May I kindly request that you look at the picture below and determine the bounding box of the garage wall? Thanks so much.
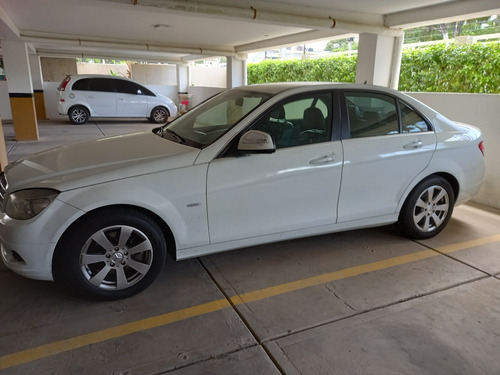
[409,92,500,210]
[77,62,129,77]
[41,57,77,82]
[131,64,177,86]
[0,81,11,119]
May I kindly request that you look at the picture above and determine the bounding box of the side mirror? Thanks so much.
[238,130,276,153]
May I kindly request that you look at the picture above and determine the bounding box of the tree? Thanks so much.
[325,37,358,52]
[403,15,499,44]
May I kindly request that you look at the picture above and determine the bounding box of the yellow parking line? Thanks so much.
[0,299,231,370]
[2,234,500,370]
[230,234,500,305]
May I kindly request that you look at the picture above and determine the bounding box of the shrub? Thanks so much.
[399,43,500,93]
[247,55,357,84]
[247,42,500,93]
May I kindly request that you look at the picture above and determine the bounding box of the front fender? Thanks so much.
[58,164,210,250]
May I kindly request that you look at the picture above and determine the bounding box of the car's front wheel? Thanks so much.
[53,208,167,300]
[398,176,455,239]
[149,106,170,123]
[68,105,90,124]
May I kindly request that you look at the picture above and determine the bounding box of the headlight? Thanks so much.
[4,189,59,220]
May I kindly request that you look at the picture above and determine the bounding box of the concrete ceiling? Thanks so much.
[0,0,499,63]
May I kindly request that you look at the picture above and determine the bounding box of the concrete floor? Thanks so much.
[1,120,500,374]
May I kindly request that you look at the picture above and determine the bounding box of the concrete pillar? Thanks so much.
[176,63,190,93]
[355,33,404,89]
[176,63,192,114]
[0,117,8,170]
[1,40,39,140]
[227,54,247,88]
[29,54,47,120]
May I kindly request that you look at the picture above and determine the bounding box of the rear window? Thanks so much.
[72,78,116,92]
[89,78,116,93]
[72,78,91,91]
[115,79,154,96]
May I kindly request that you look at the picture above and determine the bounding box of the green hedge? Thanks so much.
[247,42,500,94]
[399,43,500,93]
[247,55,357,84]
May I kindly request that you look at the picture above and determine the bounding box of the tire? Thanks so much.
[398,176,455,239]
[68,105,90,125]
[53,208,167,300]
[149,106,169,124]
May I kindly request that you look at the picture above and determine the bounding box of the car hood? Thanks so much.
[5,131,200,192]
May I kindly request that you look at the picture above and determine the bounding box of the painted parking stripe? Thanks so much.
[231,234,500,304]
[1,234,500,370]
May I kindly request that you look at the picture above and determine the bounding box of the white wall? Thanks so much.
[0,81,12,119]
[190,66,226,88]
[43,82,66,120]
[409,92,500,210]
[188,86,225,107]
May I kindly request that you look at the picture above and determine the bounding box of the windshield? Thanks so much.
[159,89,272,148]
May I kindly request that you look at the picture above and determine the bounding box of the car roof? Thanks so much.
[69,74,133,81]
[237,82,403,96]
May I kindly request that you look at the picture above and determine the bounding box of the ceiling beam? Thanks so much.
[35,48,185,63]
[0,4,20,40]
[236,30,357,53]
[21,32,235,60]
[386,0,500,28]
[103,0,401,35]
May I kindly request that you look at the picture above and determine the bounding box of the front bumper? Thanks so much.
[0,199,84,281]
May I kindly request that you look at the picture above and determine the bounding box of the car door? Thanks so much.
[85,78,117,116]
[206,92,343,244]
[337,91,436,223]
[115,79,150,116]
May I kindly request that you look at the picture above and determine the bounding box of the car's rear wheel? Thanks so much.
[398,176,455,239]
[149,106,169,123]
[53,208,167,300]
[68,105,90,125]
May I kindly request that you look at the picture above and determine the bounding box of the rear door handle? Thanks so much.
[403,139,423,150]
[310,153,336,165]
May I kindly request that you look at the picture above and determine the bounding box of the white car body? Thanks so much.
[57,74,178,124]
[0,83,485,299]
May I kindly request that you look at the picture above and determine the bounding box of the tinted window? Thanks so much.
[115,80,155,96]
[346,93,398,138]
[400,101,431,133]
[251,93,332,148]
[72,78,91,91]
[346,92,432,138]
[89,78,116,93]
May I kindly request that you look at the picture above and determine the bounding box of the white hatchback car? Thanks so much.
[57,74,178,124]
[1,83,485,300]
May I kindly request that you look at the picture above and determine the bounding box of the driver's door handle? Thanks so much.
[310,153,336,165]
[403,139,423,150]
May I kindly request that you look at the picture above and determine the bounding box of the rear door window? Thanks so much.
[345,92,431,138]
[400,101,431,133]
[89,78,116,93]
[115,80,155,96]
[346,92,398,138]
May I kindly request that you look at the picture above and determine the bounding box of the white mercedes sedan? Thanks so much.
[0,83,485,300]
